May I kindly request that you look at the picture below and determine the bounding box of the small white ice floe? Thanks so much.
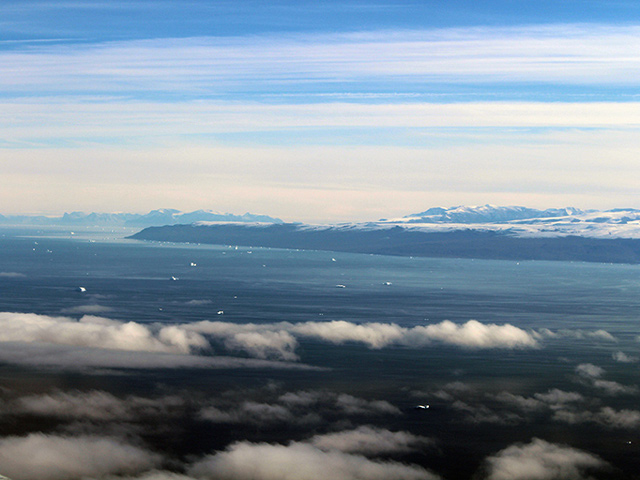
[170,276,179,281]
[217,310,224,315]
[76,286,87,293]
[414,404,430,410]
[335,284,346,288]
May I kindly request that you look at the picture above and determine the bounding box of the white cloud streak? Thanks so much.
[2,25,640,96]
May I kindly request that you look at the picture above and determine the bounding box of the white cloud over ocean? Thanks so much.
[0,311,620,369]
[0,312,318,370]
[188,440,440,480]
[482,438,609,480]
[185,318,539,359]
[0,433,161,480]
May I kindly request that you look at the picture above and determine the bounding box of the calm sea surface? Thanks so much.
[0,227,639,479]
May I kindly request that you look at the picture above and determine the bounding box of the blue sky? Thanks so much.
[2,1,640,222]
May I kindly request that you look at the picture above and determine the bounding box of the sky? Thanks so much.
[2,0,640,222]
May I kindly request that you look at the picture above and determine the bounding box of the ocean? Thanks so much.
[0,227,638,480]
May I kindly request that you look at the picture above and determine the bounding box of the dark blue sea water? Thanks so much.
[0,227,639,479]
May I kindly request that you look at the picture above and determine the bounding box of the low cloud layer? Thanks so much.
[309,426,434,455]
[575,363,638,396]
[482,438,609,480]
[199,390,400,428]
[0,341,316,371]
[0,433,161,480]
[10,390,187,422]
[188,440,440,480]
[185,318,539,361]
[0,312,208,355]
[0,312,319,370]
[0,311,616,371]
[432,380,640,431]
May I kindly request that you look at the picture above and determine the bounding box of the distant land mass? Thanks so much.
[0,209,283,227]
[129,205,640,264]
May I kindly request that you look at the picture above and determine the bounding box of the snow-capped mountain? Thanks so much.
[380,205,640,238]
[399,205,585,224]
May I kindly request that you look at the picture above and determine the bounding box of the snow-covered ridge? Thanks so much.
[378,205,640,239]
[399,205,587,224]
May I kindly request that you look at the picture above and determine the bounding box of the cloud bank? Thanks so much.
[0,312,318,370]
[0,312,208,354]
[0,312,617,371]
[185,319,539,360]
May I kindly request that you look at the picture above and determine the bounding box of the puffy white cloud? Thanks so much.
[309,426,434,455]
[188,440,440,480]
[532,389,584,406]
[408,320,537,349]
[612,351,638,363]
[554,407,640,429]
[537,329,617,342]
[186,319,538,359]
[575,363,637,395]
[0,312,322,370]
[0,312,208,354]
[182,321,300,360]
[575,363,605,378]
[482,438,609,480]
[0,433,161,480]
[290,321,406,349]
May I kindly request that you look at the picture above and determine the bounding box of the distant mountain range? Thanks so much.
[380,204,640,238]
[128,205,640,264]
[394,205,587,224]
[0,209,283,227]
